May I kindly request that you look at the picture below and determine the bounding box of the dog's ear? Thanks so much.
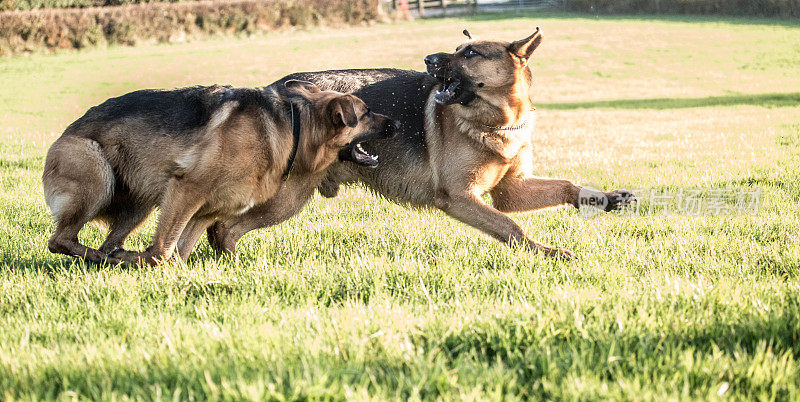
[508,27,542,65]
[284,79,321,94]
[329,95,358,128]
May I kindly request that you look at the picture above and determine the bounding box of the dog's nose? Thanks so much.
[424,54,440,66]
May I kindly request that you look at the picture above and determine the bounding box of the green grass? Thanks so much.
[1,12,800,400]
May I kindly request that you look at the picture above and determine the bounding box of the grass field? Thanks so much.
[1,12,799,400]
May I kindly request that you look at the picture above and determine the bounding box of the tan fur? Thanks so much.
[209,30,634,259]
[42,84,391,265]
[207,31,578,258]
[419,30,577,257]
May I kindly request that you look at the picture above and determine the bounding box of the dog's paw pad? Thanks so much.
[107,248,140,260]
[604,189,637,212]
[538,246,575,260]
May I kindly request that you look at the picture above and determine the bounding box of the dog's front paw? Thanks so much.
[527,240,575,260]
[604,189,637,212]
[108,248,137,260]
[107,248,159,266]
[101,248,132,266]
[541,246,574,260]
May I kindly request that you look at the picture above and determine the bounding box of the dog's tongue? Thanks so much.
[354,151,375,164]
[353,143,379,167]
[434,81,460,104]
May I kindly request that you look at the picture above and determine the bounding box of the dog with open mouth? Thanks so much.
[209,28,635,258]
[43,80,397,265]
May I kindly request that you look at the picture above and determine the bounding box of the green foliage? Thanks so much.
[1,0,182,12]
[0,0,383,56]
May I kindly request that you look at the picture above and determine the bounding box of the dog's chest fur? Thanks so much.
[431,105,532,193]
[456,117,532,161]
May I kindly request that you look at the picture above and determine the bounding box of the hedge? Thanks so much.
[0,0,385,55]
[1,0,189,12]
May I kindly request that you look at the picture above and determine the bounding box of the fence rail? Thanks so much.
[390,0,557,17]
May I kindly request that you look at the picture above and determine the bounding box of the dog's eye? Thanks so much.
[464,49,479,58]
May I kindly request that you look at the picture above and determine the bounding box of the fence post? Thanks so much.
[441,0,447,16]
[418,0,425,17]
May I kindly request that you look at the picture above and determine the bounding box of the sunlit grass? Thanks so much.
[0,12,799,400]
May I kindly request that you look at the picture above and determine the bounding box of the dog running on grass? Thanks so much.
[207,28,635,259]
[43,80,397,265]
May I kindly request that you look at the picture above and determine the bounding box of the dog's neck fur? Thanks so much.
[482,76,532,126]
[289,105,340,178]
[260,94,332,184]
[448,81,534,160]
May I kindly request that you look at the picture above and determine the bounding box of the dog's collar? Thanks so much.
[282,102,301,182]
[481,107,535,132]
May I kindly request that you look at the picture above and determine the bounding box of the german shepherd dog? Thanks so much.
[206,28,634,258]
[43,80,396,265]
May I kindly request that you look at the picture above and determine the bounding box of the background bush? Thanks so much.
[3,0,187,12]
[0,0,384,55]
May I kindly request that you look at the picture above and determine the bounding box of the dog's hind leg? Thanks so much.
[98,201,154,254]
[48,220,107,263]
[43,136,115,264]
[113,181,206,265]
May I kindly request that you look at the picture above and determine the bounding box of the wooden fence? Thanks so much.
[390,0,555,17]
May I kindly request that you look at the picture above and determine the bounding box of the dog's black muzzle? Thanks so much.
[424,52,452,80]
[338,114,399,168]
[424,52,473,105]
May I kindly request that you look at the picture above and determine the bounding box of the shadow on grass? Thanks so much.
[539,92,800,110]
[4,305,798,399]
[0,253,95,276]
[429,308,800,399]
[0,243,223,274]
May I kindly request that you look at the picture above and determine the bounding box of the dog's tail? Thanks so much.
[43,135,115,225]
